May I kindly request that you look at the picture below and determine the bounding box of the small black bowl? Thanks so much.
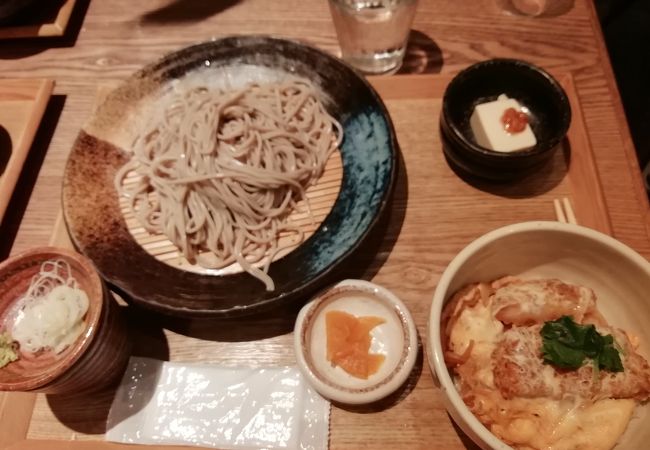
[440,59,571,181]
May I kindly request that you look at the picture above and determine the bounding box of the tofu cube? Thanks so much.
[469,95,537,152]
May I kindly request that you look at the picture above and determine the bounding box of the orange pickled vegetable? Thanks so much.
[325,310,386,379]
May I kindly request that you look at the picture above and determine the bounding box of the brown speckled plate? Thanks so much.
[62,36,397,318]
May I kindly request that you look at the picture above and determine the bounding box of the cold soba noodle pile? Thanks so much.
[115,79,343,290]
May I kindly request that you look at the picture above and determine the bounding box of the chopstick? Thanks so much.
[553,197,577,225]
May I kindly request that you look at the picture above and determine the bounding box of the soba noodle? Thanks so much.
[114,79,343,291]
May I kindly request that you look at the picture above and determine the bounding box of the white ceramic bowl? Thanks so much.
[427,221,650,450]
[294,279,418,404]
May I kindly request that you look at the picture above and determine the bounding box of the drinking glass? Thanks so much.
[328,0,418,75]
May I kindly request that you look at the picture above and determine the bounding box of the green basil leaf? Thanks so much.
[599,345,624,372]
[582,326,603,358]
[542,339,586,369]
[540,316,624,373]
[541,316,576,343]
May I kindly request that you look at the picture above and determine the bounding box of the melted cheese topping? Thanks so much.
[450,302,502,387]
[446,280,639,450]
[493,397,634,450]
[450,302,503,360]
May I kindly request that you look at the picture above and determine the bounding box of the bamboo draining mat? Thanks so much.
[0,79,54,223]
[0,0,77,39]
[0,73,609,450]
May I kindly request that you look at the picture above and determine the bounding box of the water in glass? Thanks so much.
[329,0,418,75]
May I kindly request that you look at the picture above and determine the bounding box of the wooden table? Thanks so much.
[1,0,649,449]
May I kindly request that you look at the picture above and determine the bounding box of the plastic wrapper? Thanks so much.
[106,357,330,450]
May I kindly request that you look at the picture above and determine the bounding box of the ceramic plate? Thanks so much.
[62,36,397,318]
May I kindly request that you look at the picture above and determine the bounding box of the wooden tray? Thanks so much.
[0,0,76,39]
[0,73,610,450]
[0,78,54,223]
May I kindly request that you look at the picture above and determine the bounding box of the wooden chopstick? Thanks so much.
[553,197,577,225]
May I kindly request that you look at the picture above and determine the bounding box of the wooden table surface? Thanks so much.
[1,0,649,449]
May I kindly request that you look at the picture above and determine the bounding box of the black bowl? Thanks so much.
[440,59,571,181]
[0,0,38,23]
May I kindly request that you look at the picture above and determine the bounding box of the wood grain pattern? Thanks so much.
[561,74,611,235]
[1,0,647,261]
[0,74,609,450]
[0,79,54,222]
[0,0,649,448]
[0,391,35,450]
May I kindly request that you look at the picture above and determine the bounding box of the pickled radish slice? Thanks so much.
[325,310,386,379]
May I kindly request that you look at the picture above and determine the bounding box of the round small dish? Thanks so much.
[294,279,417,404]
[440,58,571,181]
